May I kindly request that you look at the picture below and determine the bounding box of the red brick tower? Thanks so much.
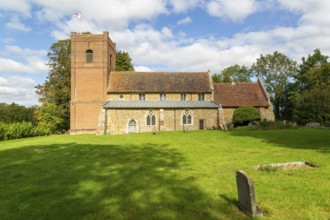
[70,32,116,134]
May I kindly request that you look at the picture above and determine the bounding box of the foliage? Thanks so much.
[250,120,297,130]
[212,74,222,83]
[251,51,298,119]
[232,106,261,126]
[0,129,329,219]
[294,88,330,125]
[303,63,330,90]
[116,50,135,71]
[297,49,329,90]
[35,103,64,134]
[0,103,37,124]
[36,39,71,133]
[0,122,49,141]
[212,64,251,83]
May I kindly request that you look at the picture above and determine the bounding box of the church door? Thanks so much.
[128,120,137,133]
[199,119,204,130]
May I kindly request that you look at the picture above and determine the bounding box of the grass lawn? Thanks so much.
[0,128,329,220]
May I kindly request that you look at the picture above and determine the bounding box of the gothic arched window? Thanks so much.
[146,110,156,126]
[182,110,192,125]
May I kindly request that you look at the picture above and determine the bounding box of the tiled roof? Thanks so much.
[103,100,220,109]
[108,71,212,93]
[213,82,269,107]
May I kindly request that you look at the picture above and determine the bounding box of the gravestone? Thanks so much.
[236,170,263,217]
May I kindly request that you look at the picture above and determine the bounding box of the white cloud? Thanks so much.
[0,46,48,74]
[5,16,31,32]
[177,16,192,25]
[134,66,153,72]
[169,0,201,12]
[0,0,31,16]
[206,0,257,21]
[0,76,39,106]
[33,0,168,30]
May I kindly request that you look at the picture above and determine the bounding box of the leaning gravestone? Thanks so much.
[236,171,263,217]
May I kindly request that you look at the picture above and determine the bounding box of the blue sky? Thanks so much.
[0,0,330,106]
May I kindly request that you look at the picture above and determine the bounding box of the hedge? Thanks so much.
[0,122,50,141]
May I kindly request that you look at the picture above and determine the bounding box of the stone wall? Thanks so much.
[259,106,275,121]
[105,108,218,134]
[222,107,275,124]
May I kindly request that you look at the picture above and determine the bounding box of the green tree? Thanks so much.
[297,49,328,90]
[0,103,37,124]
[36,39,71,132]
[303,63,330,90]
[212,74,222,83]
[222,64,251,82]
[232,106,261,126]
[212,65,251,83]
[251,51,298,119]
[116,50,134,71]
[294,88,330,125]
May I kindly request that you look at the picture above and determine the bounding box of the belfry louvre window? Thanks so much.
[146,110,156,126]
[86,49,93,63]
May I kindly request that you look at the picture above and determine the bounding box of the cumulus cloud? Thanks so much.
[0,76,39,106]
[206,0,258,21]
[0,45,48,74]
[0,0,31,17]
[169,0,201,12]
[177,16,192,25]
[5,16,31,32]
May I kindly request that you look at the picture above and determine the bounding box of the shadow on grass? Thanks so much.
[229,128,330,154]
[0,141,241,219]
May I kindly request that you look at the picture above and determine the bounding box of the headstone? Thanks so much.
[306,122,321,128]
[236,170,263,217]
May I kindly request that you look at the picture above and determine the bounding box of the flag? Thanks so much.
[74,12,81,19]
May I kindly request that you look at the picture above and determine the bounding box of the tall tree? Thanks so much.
[251,51,298,119]
[212,64,251,83]
[297,49,328,90]
[0,103,37,124]
[222,64,251,82]
[36,39,71,132]
[116,50,135,71]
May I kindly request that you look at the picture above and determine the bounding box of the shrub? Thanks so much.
[232,106,261,126]
[0,122,50,141]
[294,88,330,125]
[250,120,297,130]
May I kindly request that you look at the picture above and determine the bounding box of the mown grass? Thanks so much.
[0,128,329,219]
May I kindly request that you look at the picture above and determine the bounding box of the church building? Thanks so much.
[70,32,274,135]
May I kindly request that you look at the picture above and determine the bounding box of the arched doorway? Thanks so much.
[128,120,137,133]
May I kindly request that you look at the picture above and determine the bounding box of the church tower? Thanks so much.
[70,32,116,134]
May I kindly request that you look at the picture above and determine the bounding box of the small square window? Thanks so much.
[160,93,166,101]
[198,93,205,101]
[180,93,186,101]
[139,93,145,101]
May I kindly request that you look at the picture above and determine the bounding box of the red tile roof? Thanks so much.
[108,71,212,93]
[213,82,269,107]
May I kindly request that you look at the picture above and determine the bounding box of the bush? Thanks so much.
[0,122,50,141]
[232,106,261,126]
[250,120,297,130]
[294,88,330,125]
